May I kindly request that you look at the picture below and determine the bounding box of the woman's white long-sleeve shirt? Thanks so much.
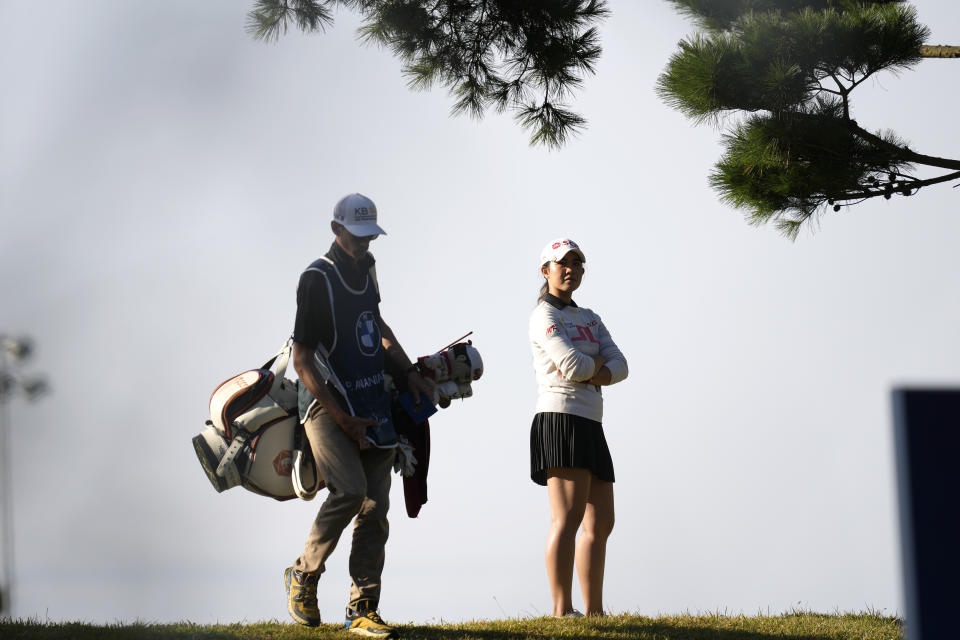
[529,295,628,422]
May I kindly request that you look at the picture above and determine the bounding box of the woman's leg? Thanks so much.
[545,467,592,616]
[576,478,614,616]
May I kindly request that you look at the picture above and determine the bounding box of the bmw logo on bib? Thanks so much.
[355,311,381,356]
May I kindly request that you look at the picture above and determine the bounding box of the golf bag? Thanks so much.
[192,341,322,501]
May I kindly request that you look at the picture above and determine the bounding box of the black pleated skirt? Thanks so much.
[529,412,615,486]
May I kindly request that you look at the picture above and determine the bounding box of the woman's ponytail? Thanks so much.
[537,263,549,303]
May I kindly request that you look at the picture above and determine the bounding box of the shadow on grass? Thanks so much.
[395,616,843,640]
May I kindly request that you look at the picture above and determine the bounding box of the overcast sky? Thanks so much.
[2,0,959,626]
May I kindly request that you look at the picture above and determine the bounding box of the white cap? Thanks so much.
[539,238,586,267]
[333,193,387,237]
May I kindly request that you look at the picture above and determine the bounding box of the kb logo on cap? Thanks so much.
[354,206,376,221]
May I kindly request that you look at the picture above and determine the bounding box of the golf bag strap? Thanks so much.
[292,423,319,500]
[261,339,293,397]
[215,432,248,488]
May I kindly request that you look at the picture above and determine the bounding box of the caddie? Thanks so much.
[286,192,433,638]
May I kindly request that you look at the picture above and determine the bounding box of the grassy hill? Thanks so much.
[0,612,903,639]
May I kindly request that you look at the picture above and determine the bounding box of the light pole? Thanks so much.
[0,336,48,620]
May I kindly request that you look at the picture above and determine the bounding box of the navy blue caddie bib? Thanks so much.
[298,257,393,435]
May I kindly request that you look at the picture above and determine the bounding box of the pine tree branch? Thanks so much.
[833,170,960,203]
[826,71,850,119]
[662,1,957,237]
[783,111,960,173]
[815,84,843,97]
[920,45,960,58]
[845,120,960,171]
[247,0,609,148]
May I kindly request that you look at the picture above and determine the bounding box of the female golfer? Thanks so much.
[529,238,628,618]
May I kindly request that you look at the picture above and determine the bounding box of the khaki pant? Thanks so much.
[293,404,394,608]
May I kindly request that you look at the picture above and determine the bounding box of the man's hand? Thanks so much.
[336,414,379,449]
[407,370,436,406]
[380,318,437,405]
[294,341,378,449]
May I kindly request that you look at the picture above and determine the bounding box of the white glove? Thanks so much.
[393,435,418,477]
